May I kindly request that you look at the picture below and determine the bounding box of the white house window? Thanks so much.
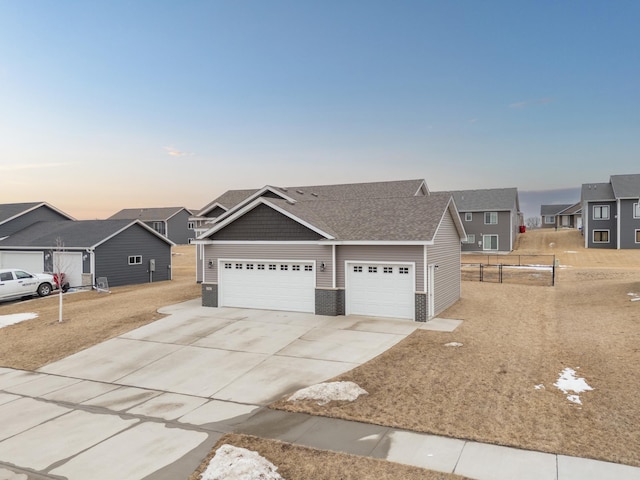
[304,265,313,271]
[246,264,254,270]
[280,265,288,271]
[483,234,499,250]
[257,264,265,270]
[634,203,640,219]
[235,263,243,269]
[224,263,232,269]
[368,266,377,273]
[399,267,409,274]
[128,255,142,265]
[484,212,498,224]
[269,264,276,270]
[383,267,393,274]
[593,205,609,220]
[635,230,640,243]
[353,266,363,272]
[544,216,555,224]
[188,222,195,229]
[463,234,475,244]
[593,230,609,243]
[465,212,472,221]
[152,221,165,235]
[292,265,301,271]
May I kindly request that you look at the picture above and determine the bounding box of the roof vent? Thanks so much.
[279,187,288,192]
[311,192,318,197]
[296,189,304,195]
[286,199,296,205]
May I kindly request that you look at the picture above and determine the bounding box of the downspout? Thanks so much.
[617,199,621,249]
[332,244,336,289]
[423,245,428,293]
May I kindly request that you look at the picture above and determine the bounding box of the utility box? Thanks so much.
[149,259,155,272]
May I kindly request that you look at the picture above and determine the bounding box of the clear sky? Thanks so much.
[1,1,638,219]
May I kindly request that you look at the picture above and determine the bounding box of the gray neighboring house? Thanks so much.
[0,202,75,271]
[540,203,582,229]
[582,174,640,249]
[0,220,174,287]
[108,207,194,244]
[439,188,522,252]
[195,179,466,322]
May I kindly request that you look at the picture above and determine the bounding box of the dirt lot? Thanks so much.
[273,229,640,467]
[0,245,200,370]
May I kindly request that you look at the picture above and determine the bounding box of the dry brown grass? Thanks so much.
[273,230,640,467]
[0,245,200,370]
[188,434,471,480]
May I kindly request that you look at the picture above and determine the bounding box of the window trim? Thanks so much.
[635,229,640,244]
[592,229,610,243]
[634,203,640,219]
[544,215,555,224]
[482,234,499,251]
[593,205,610,220]
[463,233,476,244]
[128,255,142,265]
[464,212,472,222]
[484,212,498,225]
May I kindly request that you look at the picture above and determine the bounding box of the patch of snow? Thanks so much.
[288,381,368,406]
[626,293,636,296]
[0,312,38,329]
[200,444,283,480]
[554,368,593,405]
[632,298,640,302]
[534,384,545,390]
[444,342,463,347]
[564,250,577,253]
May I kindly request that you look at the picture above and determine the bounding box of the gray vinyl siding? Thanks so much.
[0,206,72,238]
[460,210,512,252]
[619,199,640,249]
[207,206,226,217]
[336,245,424,290]
[586,201,617,249]
[94,224,172,287]
[210,204,323,241]
[427,210,461,316]
[203,243,333,288]
[166,209,193,244]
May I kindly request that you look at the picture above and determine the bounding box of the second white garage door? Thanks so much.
[219,260,315,313]
[0,251,44,273]
[346,262,415,320]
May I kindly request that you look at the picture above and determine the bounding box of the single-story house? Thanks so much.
[438,188,522,252]
[108,207,194,244]
[195,179,466,322]
[581,174,640,249]
[0,202,75,239]
[540,203,582,229]
[0,220,174,287]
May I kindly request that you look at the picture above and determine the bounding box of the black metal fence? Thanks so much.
[462,254,556,287]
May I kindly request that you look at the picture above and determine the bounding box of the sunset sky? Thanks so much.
[1,1,638,219]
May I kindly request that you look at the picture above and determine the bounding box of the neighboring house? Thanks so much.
[581,174,640,249]
[0,220,174,287]
[540,203,582,229]
[439,188,522,253]
[108,207,194,244]
[195,179,466,322]
[0,202,74,240]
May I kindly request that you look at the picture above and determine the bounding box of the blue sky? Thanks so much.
[1,1,638,219]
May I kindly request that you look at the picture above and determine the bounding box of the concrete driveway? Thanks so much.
[0,300,428,480]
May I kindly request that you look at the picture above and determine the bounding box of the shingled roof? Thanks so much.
[610,174,640,198]
[581,182,615,202]
[540,204,574,216]
[0,202,74,225]
[0,220,173,248]
[108,207,191,222]
[443,188,519,212]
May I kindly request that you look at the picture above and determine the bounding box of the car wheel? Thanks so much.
[37,283,52,297]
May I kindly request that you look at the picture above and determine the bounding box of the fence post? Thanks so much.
[499,264,503,283]
[480,263,483,282]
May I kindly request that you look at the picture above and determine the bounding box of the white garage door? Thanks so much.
[219,260,315,313]
[53,252,83,288]
[346,262,415,320]
[0,252,44,273]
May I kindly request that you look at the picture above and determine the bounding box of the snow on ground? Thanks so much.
[628,292,640,302]
[200,444,283,480]
[553,368,593,404]
[0,312,38,329]
[288,381,368,406]
[444,342,463,347]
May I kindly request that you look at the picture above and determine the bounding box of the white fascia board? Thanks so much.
[322,240,435,245]
[194,239,434,246]
[210,186,297,226]
[199,197,334,240]
[414,179,430,196]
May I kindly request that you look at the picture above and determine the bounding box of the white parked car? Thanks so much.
[0,269,55,302]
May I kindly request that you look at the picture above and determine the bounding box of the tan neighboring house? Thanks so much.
[194,179,466,322]
[540,203,582,229]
